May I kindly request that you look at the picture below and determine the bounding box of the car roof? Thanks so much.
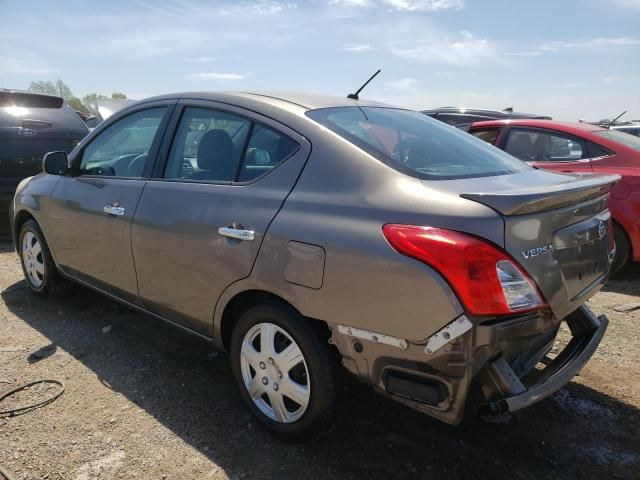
[141,91,394,113]
[470,119,606,134]
[421,107,549,119]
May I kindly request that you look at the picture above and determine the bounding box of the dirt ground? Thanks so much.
[0,235,639,480]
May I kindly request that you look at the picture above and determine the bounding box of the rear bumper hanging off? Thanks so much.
[481,305,607,414]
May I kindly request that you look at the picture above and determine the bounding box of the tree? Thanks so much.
[67,96,89,114]
[111,92,127,99]
[28,79,73,100]
[82,92,109,107]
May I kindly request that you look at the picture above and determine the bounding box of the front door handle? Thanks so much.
[103,205,126,216]
[218,225,255,241]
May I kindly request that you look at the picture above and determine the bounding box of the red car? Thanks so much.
[469,119,640,271]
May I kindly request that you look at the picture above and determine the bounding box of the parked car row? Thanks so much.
[0,90,88,232]
[464,119,640,272]
[11,91,618,438]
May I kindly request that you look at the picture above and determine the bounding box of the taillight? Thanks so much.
[382,224,546,316]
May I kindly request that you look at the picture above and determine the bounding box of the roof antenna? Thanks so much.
[347,69,381,100]
[502,107,513,113]
[608,110,627,129]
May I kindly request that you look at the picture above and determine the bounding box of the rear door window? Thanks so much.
[505,129,584,162]
[164,107,299,183]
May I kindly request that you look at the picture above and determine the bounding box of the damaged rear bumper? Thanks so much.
[331,305,607,425]
[481,305,607,415]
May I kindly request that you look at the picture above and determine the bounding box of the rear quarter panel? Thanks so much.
[214,124,505,345]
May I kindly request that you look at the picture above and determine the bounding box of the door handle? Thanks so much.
[103,205,126,216]
[218,226,255,241]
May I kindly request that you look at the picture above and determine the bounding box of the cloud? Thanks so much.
[341,44,374,52]
[504,51,543,57]
[0,53,56,76]
[191,72,246,80]
[390,30,498,66]
[386,77,420,90]
[611,0,640,9]
[382,0,464,11]
[540,37,640,52]
[185,57,220,63]
[329,0,464,10]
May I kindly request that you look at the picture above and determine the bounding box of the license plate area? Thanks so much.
[554,212,611,301]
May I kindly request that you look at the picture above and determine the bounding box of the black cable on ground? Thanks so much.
[0,463,17,480]
[0,379,65,416]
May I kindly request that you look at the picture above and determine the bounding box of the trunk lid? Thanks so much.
[426,169,619,319]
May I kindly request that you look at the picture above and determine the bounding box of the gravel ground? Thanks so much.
[0,235,639,480]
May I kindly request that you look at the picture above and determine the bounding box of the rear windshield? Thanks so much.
[594,130,640,151]
[306,107,529,180]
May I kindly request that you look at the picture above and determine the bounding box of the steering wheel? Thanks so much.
[127,154,148,177]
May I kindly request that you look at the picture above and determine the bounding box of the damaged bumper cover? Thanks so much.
[481,305,607,415]
[332,305,607,424]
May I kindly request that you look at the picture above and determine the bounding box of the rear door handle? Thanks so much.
[103,205,126,216]
[218,226,254,241]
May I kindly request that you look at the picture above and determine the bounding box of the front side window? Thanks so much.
[164,107,298,183]
[80,107,166,177]
[505,129,584,162]
[307,107,529,180]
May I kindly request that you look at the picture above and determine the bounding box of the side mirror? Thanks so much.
[43,151,68,175]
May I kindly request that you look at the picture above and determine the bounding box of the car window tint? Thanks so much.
[505,129,583,162]
[307,107,529,180]
[471,128,499,144]
[586,142,612,159]
[238,124,298,182]
[80,108,166,177]
[164,107,250,182]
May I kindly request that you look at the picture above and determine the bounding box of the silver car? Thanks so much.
[10,92,617,439]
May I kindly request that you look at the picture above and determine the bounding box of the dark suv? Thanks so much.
[0,90,88,231]
[423,107,551,127]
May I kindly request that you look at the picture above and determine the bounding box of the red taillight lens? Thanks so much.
[382,224,546,316]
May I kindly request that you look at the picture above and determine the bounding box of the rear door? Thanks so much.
[48,102,174,303]
[131,101,311,334]
[500,127,593,174]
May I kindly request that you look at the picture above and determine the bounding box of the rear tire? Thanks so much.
[18,219,69,297]
[612,223,630,274]
[230,303,340,440]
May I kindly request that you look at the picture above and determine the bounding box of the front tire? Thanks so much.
[18,219,68,297]
[230,303,340,440]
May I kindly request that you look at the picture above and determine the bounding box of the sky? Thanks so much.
[0,0,639,121]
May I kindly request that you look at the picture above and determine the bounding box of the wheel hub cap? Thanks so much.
[240,322,311,423]
[21,232,45,288]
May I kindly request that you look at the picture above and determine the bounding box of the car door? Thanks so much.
[500,127,593,174]
[131,101,311,334]
[48,102,174,304]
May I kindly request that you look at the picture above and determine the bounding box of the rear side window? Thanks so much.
[471,128,499,144]
[595,130,640,151]
[307,107,529,180]
[505,129,584,162]
[239,124,298,182]
[586,142,612,159]
[164,107,298,183]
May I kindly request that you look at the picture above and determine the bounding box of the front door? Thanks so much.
[131,102,310,334]
[48,104,172,303]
